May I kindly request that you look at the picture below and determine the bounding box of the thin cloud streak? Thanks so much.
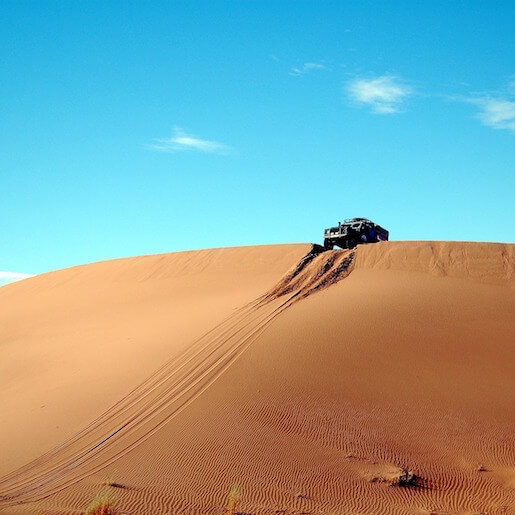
[469,97,515,133]
[290,62,326,76]
[148,127,232,154]
[347,75,412,114]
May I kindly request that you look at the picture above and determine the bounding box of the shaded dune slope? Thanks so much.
[1,242,514,514]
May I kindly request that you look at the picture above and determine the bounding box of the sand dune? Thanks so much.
[1,242,514,514]
[0,245,310,476]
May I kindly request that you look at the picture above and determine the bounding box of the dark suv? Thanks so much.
[324,218,389,249]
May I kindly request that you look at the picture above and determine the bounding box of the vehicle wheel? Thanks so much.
[324,239,333,250]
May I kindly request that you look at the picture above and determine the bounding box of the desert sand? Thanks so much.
[0,241,514,514]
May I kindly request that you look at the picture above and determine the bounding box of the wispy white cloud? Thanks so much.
[460,79,515,134]
[347,75,412,114]
[290,62,326,76]
[147,127,231,154]
[0,271,34,285]
[442,78,515,133]
[470,97,515,133]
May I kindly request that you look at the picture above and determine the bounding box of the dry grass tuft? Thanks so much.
[102,476,115,487]
[367,467,421,487]
[225,484,241,515]
[85,491,115,515]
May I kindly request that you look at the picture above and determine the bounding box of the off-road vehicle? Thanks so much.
[324,218,389,249]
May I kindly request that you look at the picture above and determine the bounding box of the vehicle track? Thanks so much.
[0,247,355,507]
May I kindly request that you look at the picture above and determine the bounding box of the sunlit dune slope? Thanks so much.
[1,242,514,514]
[0,245,310,475]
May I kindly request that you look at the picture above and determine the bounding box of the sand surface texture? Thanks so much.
[1,242,514,514]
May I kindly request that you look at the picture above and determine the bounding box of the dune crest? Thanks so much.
[355,241,515,286]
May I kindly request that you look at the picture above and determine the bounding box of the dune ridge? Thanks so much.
[1,241,514,514]
[355,241,515,286]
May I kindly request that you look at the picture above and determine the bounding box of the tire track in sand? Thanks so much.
[0,247,354,508]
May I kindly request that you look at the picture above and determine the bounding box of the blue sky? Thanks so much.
[1,1,514,283]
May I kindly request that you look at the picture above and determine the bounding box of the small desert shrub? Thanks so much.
[225,484,240,515]
[102,476,126,489]
[85,491,115,515]
[393,469,418,487]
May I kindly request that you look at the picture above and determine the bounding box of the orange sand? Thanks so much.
[0,242,514,514]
